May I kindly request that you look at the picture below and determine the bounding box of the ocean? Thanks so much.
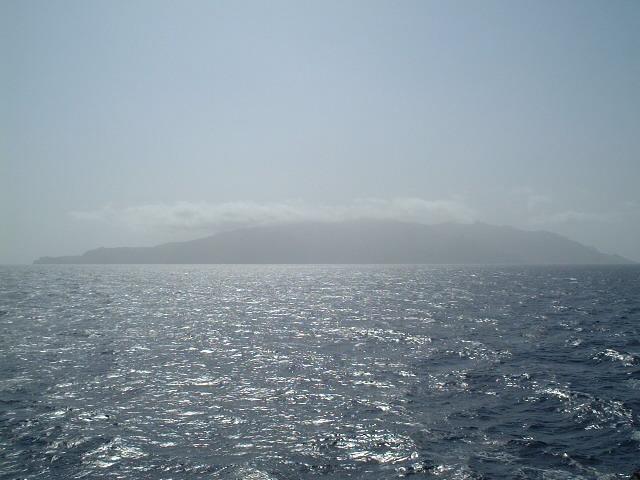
[1,265,639,479]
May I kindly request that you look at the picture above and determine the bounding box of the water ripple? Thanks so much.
[1,264,639,479]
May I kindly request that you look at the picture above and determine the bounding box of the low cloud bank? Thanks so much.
[529,210,619,225]
[70,198,476,233]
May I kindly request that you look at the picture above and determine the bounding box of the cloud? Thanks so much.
[70,198,476,232]
[510,187,629,226]
[510,186,552,212]
[529,210,619,225]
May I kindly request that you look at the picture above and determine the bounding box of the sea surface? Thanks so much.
[1,265,639,479]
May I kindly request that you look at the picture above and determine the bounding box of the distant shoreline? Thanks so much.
[33,220,633,266]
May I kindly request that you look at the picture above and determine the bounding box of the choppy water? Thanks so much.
[1,265,639,479]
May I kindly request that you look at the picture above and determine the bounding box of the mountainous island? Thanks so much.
[34,220,631,265]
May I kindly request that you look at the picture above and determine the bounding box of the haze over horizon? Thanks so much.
[2,0,639,264]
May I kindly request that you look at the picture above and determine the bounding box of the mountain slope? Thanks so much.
[33,220,632,265]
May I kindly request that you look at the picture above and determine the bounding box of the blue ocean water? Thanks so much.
[0,265,639,479]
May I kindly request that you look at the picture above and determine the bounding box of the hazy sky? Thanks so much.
[2,0,639,263]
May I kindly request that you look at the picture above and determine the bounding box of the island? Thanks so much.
[34,220,632,265]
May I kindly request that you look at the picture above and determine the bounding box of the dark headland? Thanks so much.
[34,220,632,265]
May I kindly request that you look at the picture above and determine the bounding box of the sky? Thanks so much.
[2,0,639,264]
